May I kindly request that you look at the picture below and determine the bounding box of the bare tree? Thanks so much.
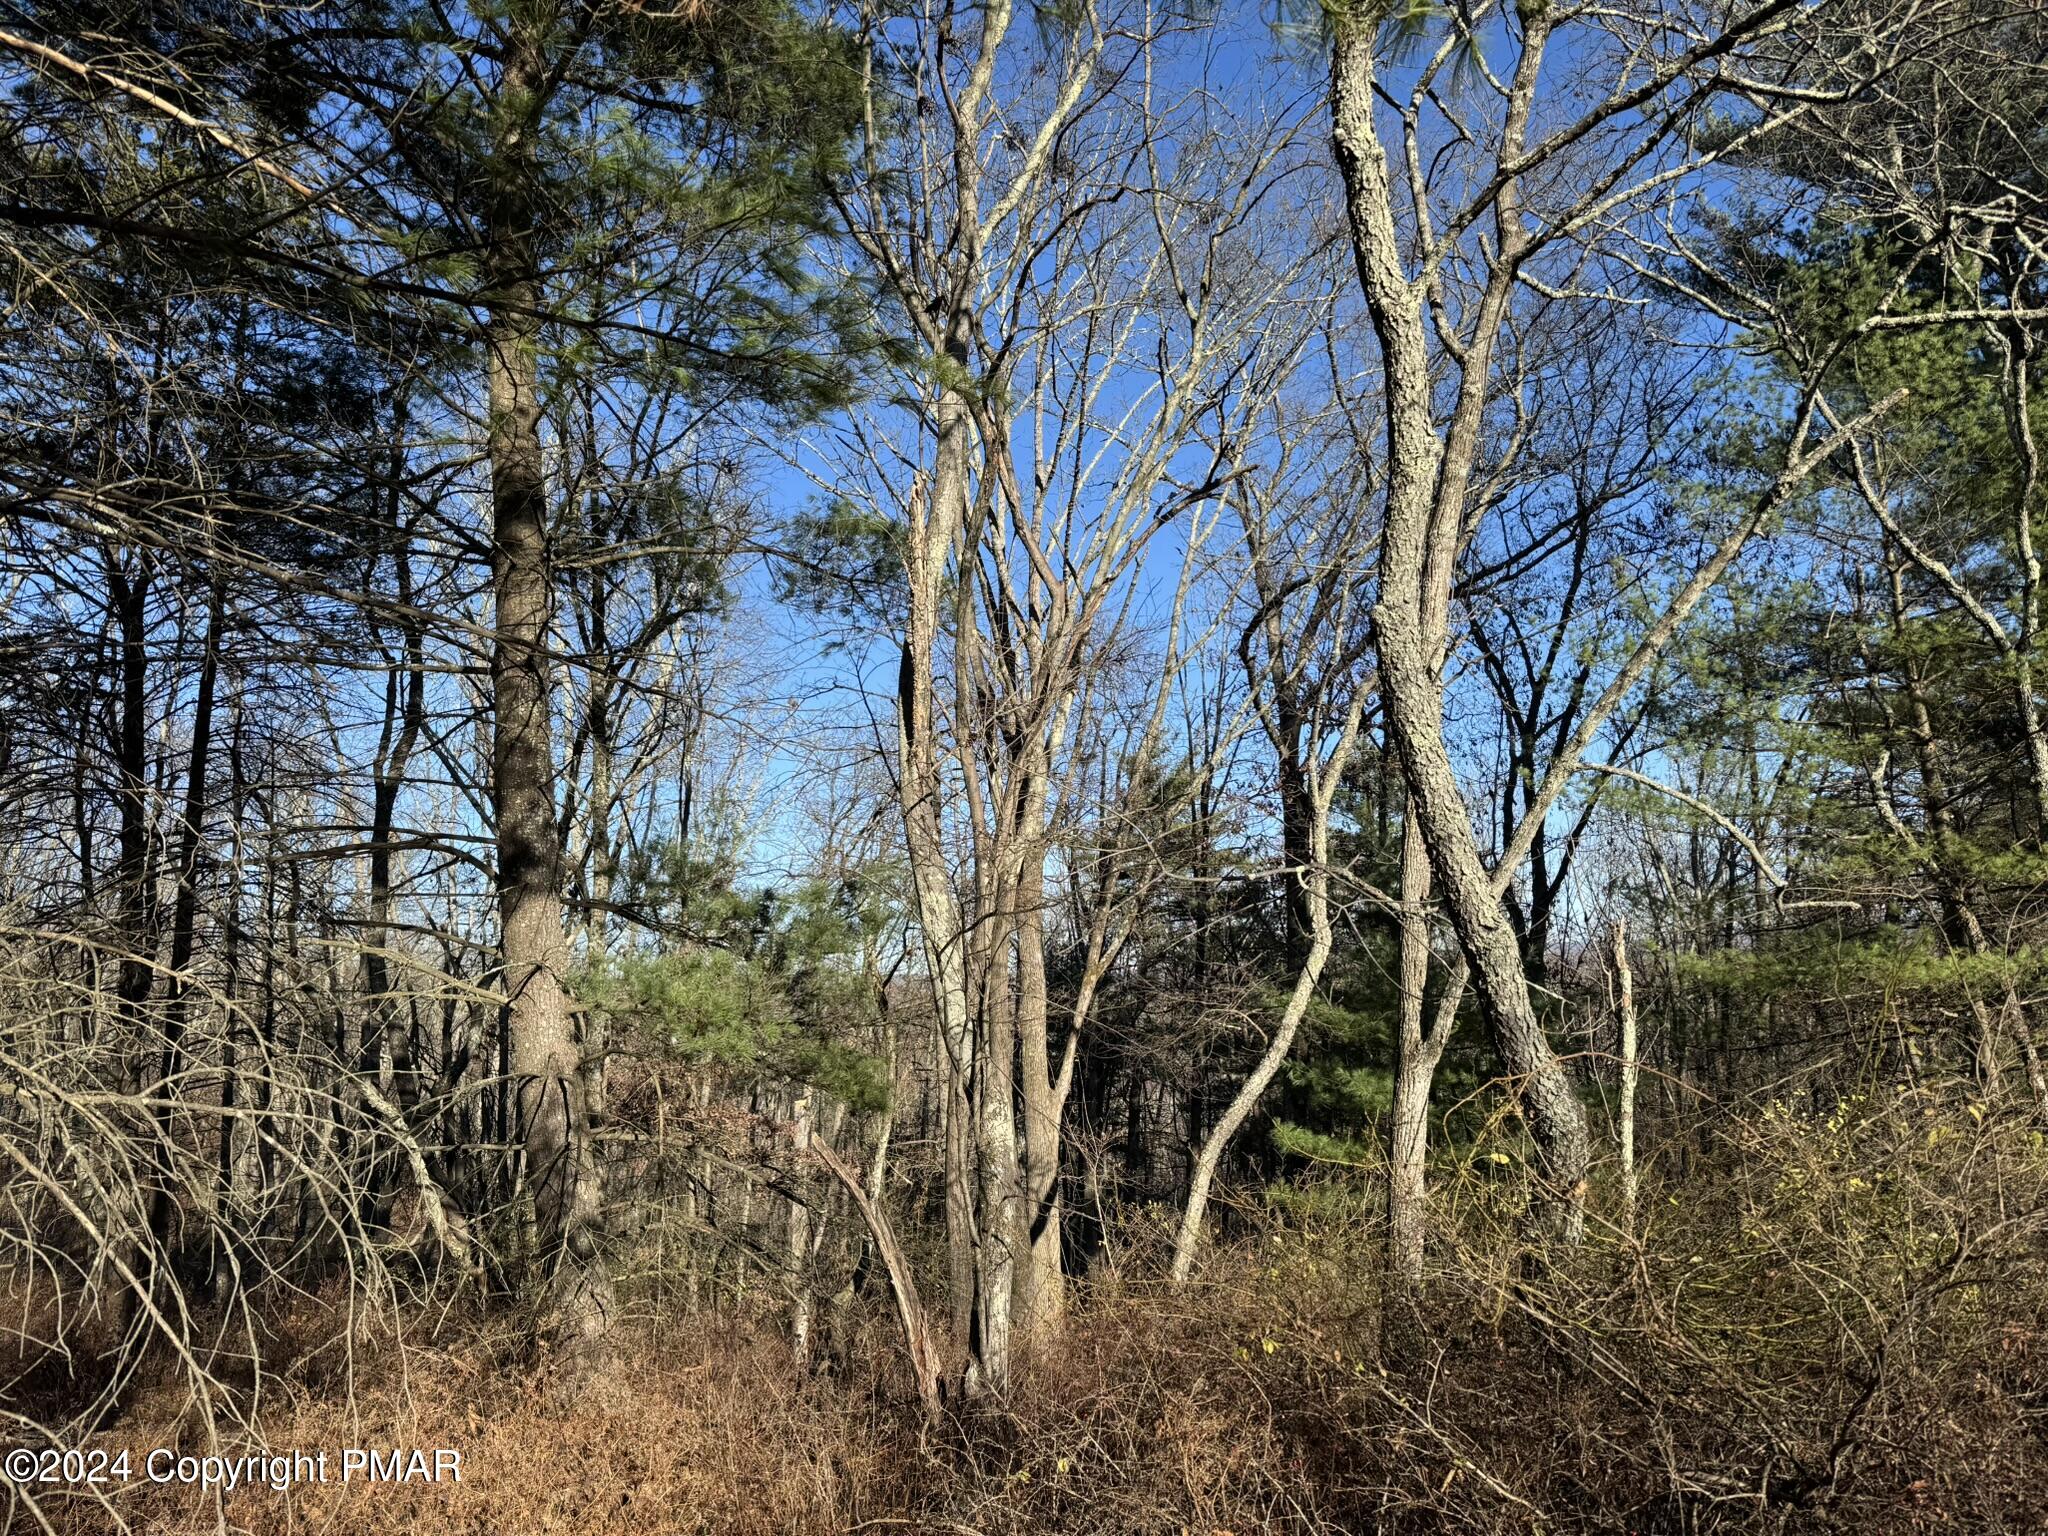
[1169,417,1374,1283]
[816,0,1320,1390]
[1324,0,1944,1237]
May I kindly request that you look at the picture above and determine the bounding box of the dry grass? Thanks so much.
[13,1089,2047,1536]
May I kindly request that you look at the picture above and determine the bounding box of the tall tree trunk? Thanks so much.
[969,912,1018,1398]
[1374,528,1589,1238]
[161,579,222,1049]
[789,1090,814,1365]
[364,449,425,1133]
[942,1054,976,1345]
[578,683,614,1134]
[109,552,157,1033]
[485,15,609,1367]
[1331,18,1591,1240]
[897,373,1011,1392]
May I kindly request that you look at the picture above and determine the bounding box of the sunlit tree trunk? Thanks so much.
[1333,13,1592,1239]
[1385,814,1450,1306]
[1013,838,1063,1345]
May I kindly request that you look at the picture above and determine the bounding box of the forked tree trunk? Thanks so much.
[898,372,1018,1394]
[1331,19,1591,1240]
[1384,559,1461,1311]
[1386,711,1591,1235]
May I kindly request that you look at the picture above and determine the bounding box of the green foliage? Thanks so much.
[1679,926,2048,1006]
[589,947,778,1066]
[1269,0,1486,90]
[1264,785,1496,1178]
[587,853,894,1114]
[1270,992,1396,1170]
[774,496,907,632]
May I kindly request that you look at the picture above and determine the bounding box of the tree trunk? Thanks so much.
[1275,689,1314,966]
[485,17,610,1369]
[364,467,425,1135]
[1372,533,1589,1237]
[808,1129,944,1420]
[1385,814,1450,1307]
[109,553,157,1035]
[789,1091,814,1366]
[148,579,222,1264]
[897,370,1016,1393]
[1614,917,1639,1235]
[1331,20,1590,1240]
[1170,887,1333,1284]
[969,922,1018,1398]
[1013,787,1064,1347]
[1169,703,1363,1286]
[943,1047,976,1345]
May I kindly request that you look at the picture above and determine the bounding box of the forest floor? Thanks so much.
[17,1098,2048,1535]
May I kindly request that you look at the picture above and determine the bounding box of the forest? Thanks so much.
[0,0,2044,1532]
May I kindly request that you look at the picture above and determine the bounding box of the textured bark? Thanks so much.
[1386,711,1590,1235]
[1331,16,1591,1239]
[486,15,610,1367]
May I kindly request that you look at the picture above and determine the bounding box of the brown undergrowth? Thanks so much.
[17,1089,2048,1536]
